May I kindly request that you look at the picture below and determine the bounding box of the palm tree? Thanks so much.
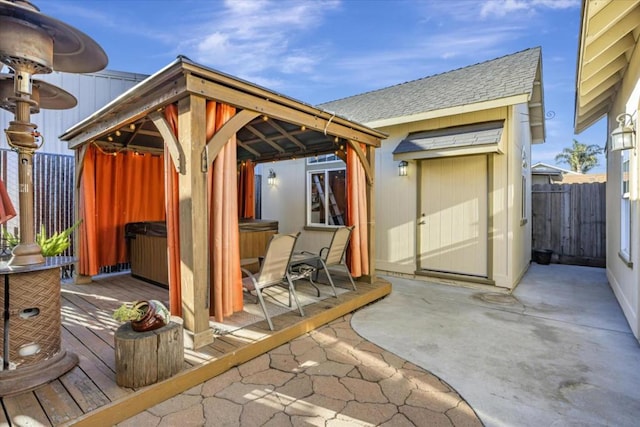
[555,139,602,173]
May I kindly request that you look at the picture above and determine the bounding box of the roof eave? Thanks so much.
[365,94,530,129]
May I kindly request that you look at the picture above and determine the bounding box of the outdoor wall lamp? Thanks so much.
[610,113,636,152]
[267,168,276,186]
[398,160,408,176]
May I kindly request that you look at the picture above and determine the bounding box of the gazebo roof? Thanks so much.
[60,56,386,163]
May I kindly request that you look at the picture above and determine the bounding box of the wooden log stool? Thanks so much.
[114,320,183,388]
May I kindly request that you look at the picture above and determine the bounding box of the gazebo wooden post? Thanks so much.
[177,94,213,349]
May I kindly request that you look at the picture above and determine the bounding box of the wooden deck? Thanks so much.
[0,273,391,426]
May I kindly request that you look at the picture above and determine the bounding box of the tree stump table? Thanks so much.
[114,320,183,388]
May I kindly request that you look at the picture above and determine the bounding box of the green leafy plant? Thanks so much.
[2,229,19,248]
[3,219,81,256]
[112,301,148,322]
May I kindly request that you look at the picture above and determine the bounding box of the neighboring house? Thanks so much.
[531,162,580,185]
[263,47,545,290]
[0,69,148,234]
[560,173,606,184]
[575,0,640,341]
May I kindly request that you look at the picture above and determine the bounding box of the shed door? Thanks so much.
[419,155,488,277]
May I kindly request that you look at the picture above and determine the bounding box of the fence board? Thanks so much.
[1,150,76,274]
[532,182,606,267]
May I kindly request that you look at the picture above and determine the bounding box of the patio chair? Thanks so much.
[301,225,357,295]
[241,232,304,330]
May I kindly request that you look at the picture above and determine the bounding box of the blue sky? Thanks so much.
[41,0,607,172]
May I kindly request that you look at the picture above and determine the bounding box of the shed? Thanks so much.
[264,47,545,289]
[60,56,385,349]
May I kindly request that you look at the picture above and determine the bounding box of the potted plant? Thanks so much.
[2,219,81,256]
[113,300,170,332]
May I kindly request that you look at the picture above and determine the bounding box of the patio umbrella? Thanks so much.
[0,178,16,225]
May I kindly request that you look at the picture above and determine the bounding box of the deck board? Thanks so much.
[1,273,390,426]
[34,381,84,425]
[60,329,127,401]
[58,366,112,413]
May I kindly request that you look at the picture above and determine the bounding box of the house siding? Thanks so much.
[606,40,640,339]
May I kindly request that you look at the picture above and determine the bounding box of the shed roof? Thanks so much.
[319,47,545,143]
[393,120,504,160]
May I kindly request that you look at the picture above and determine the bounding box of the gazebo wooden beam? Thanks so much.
[347,140,373,185]
[203,109,261,170]
[186,75,381,147]
[66,76,188,150]
[245,124,286,153]
[266,120,306,150]
[150,111,184,173]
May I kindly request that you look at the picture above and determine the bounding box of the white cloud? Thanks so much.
[180,0,339,81]
[480,0,580,19]
[481,0,530,18]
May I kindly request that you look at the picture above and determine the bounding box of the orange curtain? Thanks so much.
[237,160,255,219]
[164,104,182,316]
[207,101,243,320]
[346,144,369,277]
[78,146,165,275]
[0,178,16,225]
[78,147,98,275]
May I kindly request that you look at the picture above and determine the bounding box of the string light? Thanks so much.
[91,141,127,157]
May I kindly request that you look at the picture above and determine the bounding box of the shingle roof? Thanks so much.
[319,47,541,124]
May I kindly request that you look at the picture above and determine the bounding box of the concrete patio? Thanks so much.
[353,264,640,426]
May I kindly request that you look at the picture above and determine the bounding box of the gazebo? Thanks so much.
[61,56,385,349]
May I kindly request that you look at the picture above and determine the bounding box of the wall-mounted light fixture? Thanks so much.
[398,160,408,176]
[610,113,636,151]
[267,168,276,186]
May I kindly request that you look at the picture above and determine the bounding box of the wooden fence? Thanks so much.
[531,182,606,267]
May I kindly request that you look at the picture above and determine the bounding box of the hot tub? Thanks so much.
[125,221,168,288]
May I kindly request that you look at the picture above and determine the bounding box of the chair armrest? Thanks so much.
[319,247,329,259]
[241,267,258,291]
[241,267,254,277]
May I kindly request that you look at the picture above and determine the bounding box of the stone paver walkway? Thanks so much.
[118,314,481,426]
